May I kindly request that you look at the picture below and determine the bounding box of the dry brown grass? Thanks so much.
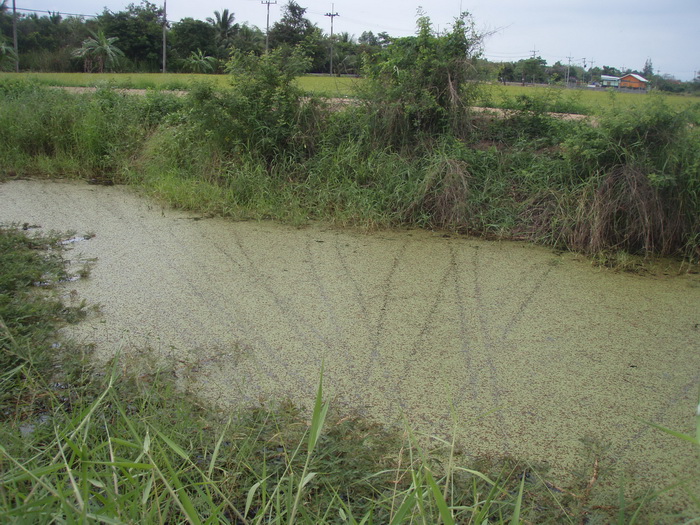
[570,165,690,256]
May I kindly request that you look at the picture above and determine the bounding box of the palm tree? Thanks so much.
[207,9,238,57]
[72,29,124,73]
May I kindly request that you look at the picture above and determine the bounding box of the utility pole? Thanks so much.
[162,0,167,73]
[566,54,573,86]
[529,46,539,84]
[12,0,18,72]
[262,0,277,53]
[325,4,339,76]
[589,59,595,84]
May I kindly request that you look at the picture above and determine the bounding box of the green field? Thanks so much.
[0,71,230,90]
[0,72,361,98]
[479,82,700,114]
[3,72,698,114]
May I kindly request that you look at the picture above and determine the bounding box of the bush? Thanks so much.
[561,98,700,256]
[359,12,484,146]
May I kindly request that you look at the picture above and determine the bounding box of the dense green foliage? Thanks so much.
[359,13,482,141]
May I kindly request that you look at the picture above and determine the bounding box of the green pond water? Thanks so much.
[1,180,698,503]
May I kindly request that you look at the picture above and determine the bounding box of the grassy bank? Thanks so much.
[6,225,687,522]
[1,74,698,261]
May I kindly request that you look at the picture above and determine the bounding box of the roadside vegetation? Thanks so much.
[2,225,697,522]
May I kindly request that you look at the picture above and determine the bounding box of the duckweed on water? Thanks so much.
[1,183,698,521]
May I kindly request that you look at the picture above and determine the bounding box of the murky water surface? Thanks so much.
[2,180,698,490]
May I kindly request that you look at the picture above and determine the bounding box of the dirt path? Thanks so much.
[1,180,698,494]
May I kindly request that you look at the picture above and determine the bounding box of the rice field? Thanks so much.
[3,71,697,114]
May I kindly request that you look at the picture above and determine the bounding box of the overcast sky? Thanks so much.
[18,0,700,80]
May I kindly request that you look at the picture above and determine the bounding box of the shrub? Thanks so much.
[360,12,484,146]
[561,98,700,256]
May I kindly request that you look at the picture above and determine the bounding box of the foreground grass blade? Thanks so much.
[425,468,455,525]
[390,490,417,525]
[510,474,526,524]
[307,366,329,454]
[290,369,328,525]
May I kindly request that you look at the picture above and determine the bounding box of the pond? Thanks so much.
[1,179,698,496]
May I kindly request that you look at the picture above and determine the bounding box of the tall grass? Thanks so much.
[0,80,183,180]
[1,75,698,260]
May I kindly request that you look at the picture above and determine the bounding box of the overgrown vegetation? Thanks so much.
[2,225,696,522]
[1,39,698,262]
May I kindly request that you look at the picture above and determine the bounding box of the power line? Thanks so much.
[13,6,97,18]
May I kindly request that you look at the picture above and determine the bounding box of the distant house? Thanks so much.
[600,75,620,88]
[619,73,649,89]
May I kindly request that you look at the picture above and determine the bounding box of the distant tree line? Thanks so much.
[484,57,700,93]
[1,0,698,93]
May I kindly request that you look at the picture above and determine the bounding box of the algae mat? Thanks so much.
[1,180,698,491]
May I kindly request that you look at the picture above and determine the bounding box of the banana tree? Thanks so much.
[72,29,124,73]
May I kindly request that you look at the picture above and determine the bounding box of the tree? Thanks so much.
[331,32,359,75]
[170,18,216,62]
[643,58,653,78]
[0,38,17,71]
[72,29,124,73]
[182,48,216,73]
[268,1,315,49]
[548,60,567,84]
[602,65,621,77]
[230,23,265,55]
[498,62,516,83]
[364,12,484,137]
[517,57,546,84]
[377,32,392,48]
[207,9,238,58]
[358,31,378,47]
[98,1,164,71]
